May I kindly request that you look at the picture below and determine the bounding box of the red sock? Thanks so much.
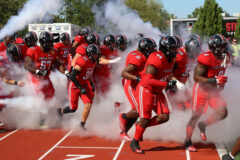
[186,126,194,139]
[147,116,158,127]
[134,123,146,141]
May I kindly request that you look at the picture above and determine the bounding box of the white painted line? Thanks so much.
[215,142,228,159]
[186,149,191,160]
[38,129,74,160]
[0,129,18,142]
[113,140,125,160]
[57,146,118,149]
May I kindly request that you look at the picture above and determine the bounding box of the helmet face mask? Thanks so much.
[116,35,127,51]
[86,44,101,63]
[39,32,54,52]
[138,38,157,57]
[6,43,22,62]
[86,33,99,45]
[159,36,178,59]
[185,38,201,59]
[208,34,226,59]
[104,34,116,50]
[24,31,38,47]
[60,32,70,45]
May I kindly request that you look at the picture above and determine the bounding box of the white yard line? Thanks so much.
[38,129,74,160]
[215,142,228,159]
[113,140,126,160]
[186,149,191,160]
[0,129,18,142]
[57,146,118,149]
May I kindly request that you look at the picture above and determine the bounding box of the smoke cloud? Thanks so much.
[0,0,63,39]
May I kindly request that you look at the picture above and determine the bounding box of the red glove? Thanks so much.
[215,75,228,84]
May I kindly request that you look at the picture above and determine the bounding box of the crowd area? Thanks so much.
[0,28,240,159]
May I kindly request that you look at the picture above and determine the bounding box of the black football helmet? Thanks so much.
[39,31,54,52]
[208,34,227,59]
[80,27,90,36]
[23,31,38,47]
[173,36,182,48]
[116,34,127,51]
[86,44,101,63]
[188,34,202,46]
[103,34,116,49]
[138,38,157,57]
[60,32,70,45]
[159,36,178,59]
[185,38,201,59]
[86,33,99,45]
[6,43,22,62]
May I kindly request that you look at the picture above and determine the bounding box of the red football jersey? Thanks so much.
[140,51,174,93]
[26,46,58,78]
[75,43,88,56]
[197,51,227,78]
[95,45,114,77]
[0,42,8,67]
[173,48,188,83]
[74,35,86,46]
[17,43,29,60]
[124,50,147,88]
[54,42,72,66]
[74,56,96,84]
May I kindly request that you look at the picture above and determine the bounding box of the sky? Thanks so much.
[161,0,240,18]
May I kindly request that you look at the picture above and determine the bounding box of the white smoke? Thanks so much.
[0,0,63,39]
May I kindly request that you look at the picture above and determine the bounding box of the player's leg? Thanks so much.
[130,85,152,154]
[81,103,92,129]
[222,137,240,160]
[119,82,138,138]
[79,83,94,129]
[198,92,227,141]
[185,83,206,151]
[148,92,170,127]
[58,82,79,117]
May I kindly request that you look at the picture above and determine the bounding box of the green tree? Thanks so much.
[234,17,240,41]
[0,0,27,28]
[125,0,171,31]
[54,0,95,27]
[193,0,223,36]
[187,7,202,18]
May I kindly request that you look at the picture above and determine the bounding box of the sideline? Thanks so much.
[0,129,18,142]
[185,149,191,160]
[215,142,228,159]
[113,140,126,160]
[38,129,74,160]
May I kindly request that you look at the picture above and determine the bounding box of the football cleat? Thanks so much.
[130,139,144,154]
[185,140,197,152]
[222,153,233,160]
[198,122,207,141]
[119,113,127,132]
[120,132,132,141]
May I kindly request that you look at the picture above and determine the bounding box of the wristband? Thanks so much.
[14,81,18,85]
[207,77,216,84]
[136,76,141,82]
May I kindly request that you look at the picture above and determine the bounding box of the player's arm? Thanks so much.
[1,70,24,86]
[24,56,37,73]
[71,53,81,66]
[66,65,86,94]
[121,64,140,82]
[72,41,79,48]
[53,58,66,74]
[98,56,121,65]
[194,63,213,84]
